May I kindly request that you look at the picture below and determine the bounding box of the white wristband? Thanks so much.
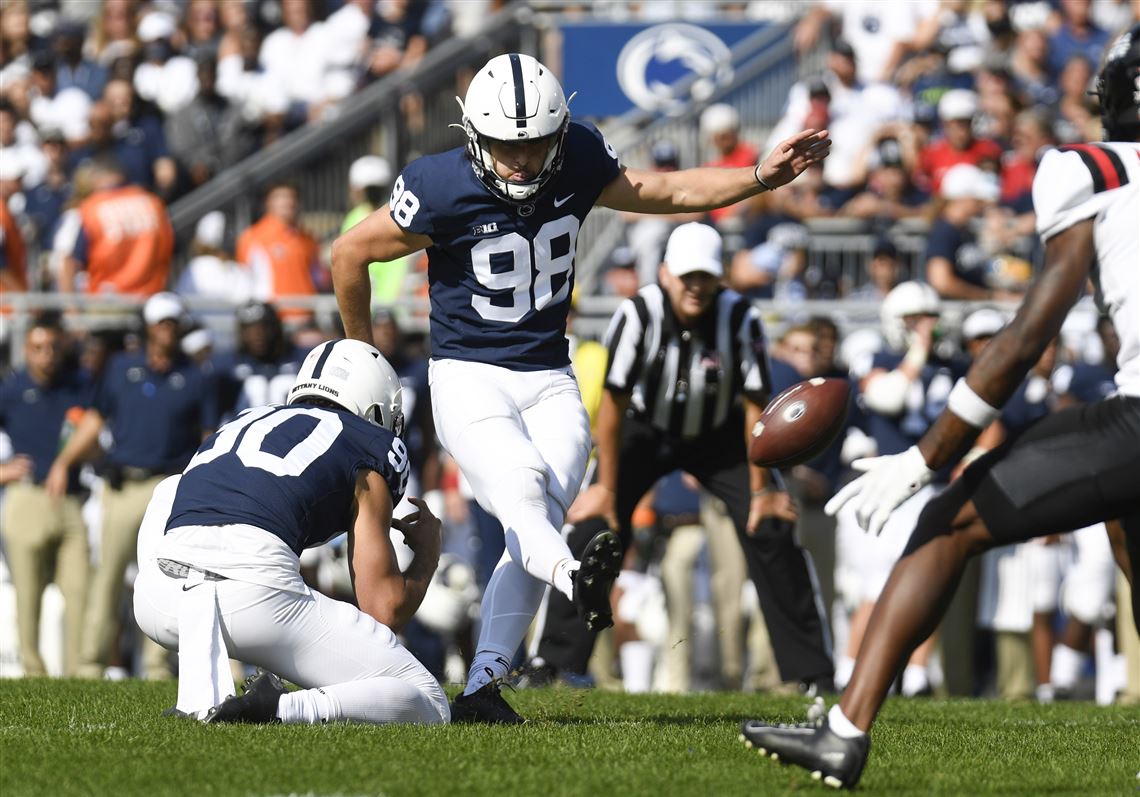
[947,379,1000,429]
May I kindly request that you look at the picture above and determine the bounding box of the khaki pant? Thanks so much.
[1,483,89,676]
[78,475,170,679]
[1119,573,1140,705]
[660,524,705,692]
[995,631,1035,700]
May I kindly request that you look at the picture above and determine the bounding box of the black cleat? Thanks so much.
[203,670,287,724]
[573,530,622,631]
[161,706,193,720]
[739,715,870,790]
[449,681,526,725]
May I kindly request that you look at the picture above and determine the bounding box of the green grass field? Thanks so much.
[1,680,1136,796]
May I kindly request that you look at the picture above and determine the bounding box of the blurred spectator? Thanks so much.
[237,182,326,311]
[181,325,215,366]
[165,56,251,188]
[181,0,222,63]
[917,89,1003,193]
[85,0,139,67]
[176,211,255,303]
[132,11,200,117]
[0,158,28,289]
[368,0,432,79]
[59,155,174,296]
[0,99,48,188]
[216,0,250,61]
[22,126,71,255]
[103,78,178,196]
[975,64,1022,146]
[46,292,219,680]
[1000,107,1056,209]
[1055,56,1101,143]
[849,237,902,302]
[599,246,640,299]
[214,300,303,417]
[1009,25,1058,108]
[840,134,929,225]
[729,217,810,302]
[67,99,151,188]
[341,155,414,308]
[0,1,32,75]
[0,314,94,677]
[700,104,758,226]
[1048,0,1110,78]
[217,24,290,145]
[53,19,108,101]
[924,163,1008,301]
[911,0,992,77]
[794,0,929,84]
[259,0,330,120]
[622,139,700,287]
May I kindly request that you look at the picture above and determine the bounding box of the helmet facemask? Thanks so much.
[462,115,569,204]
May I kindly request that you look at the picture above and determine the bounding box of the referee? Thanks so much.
[547,223,833,688]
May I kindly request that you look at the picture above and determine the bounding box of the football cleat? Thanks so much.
[449,681,526,725]
[203,670,287,724]
[572,530,622,632]
[739,715,870,790]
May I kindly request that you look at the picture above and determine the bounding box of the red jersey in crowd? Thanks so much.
[917,137,1004,194]
[0,202,28,291]
[706,142,759,223]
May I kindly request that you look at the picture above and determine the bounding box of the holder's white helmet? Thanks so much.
[880,281,941,350]
[288,340,405,435]
[459,53,570,203]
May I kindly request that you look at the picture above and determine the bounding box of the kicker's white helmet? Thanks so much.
[459,53,570,203]
[880,281,941,351]
[288,340,405,435]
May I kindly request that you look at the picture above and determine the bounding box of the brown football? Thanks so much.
[749,377,851,469]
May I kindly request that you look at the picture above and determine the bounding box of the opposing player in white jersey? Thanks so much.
[331,53,830,723]
[740,24,1140,789]
[133,340,449,725]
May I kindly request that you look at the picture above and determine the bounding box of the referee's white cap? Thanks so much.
[664,222,723,277]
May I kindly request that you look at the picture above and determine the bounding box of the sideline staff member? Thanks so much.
[46,292,219,678]
[0,313,93,675]
[568,223,834,688]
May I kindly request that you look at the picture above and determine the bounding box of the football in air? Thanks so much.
[749,377,850,468]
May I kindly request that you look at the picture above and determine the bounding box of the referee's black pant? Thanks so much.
[535,412,834,686]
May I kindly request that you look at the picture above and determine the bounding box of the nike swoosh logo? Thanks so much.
[182,583,199,591]
[553,194,574,208]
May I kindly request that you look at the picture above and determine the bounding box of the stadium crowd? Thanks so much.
[1,0,1137,709]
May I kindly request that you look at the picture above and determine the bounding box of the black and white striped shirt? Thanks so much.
[603,285,772,439]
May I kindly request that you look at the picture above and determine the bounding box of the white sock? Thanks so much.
[835,656,855,690]
[277,686,339,724]
[1051,643,1085,690]
[277,678,447,724]
[464,649,515,696]
[620,641,655,694]
[463,556,546,696]
[827,704,866,738]
[901,664,929,697]
[553,558,577,601]
[1035,683,1055,704]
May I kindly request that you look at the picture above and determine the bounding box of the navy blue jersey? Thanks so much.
[167,404,409,555]
[863,351,968,478]
[924,218,990,289]
[1061,362,1117,404]
[212,347,306,420]
[1000,377,1052,435]
[95,351,219,473]
[391,120,621,370]
[0,368,94,490]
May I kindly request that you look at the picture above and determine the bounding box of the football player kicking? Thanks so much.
[739,25,1140,790]
[331,53,830,723]
[133,340,450,725]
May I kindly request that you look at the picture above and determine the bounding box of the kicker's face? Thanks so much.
[487,136,554,183]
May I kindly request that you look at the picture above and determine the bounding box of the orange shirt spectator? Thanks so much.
[1,202,28,292]
[700,104,759,225]
[237,183,325,315]
[60,157,173,295]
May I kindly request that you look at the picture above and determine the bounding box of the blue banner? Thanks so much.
[559,21,766,117]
